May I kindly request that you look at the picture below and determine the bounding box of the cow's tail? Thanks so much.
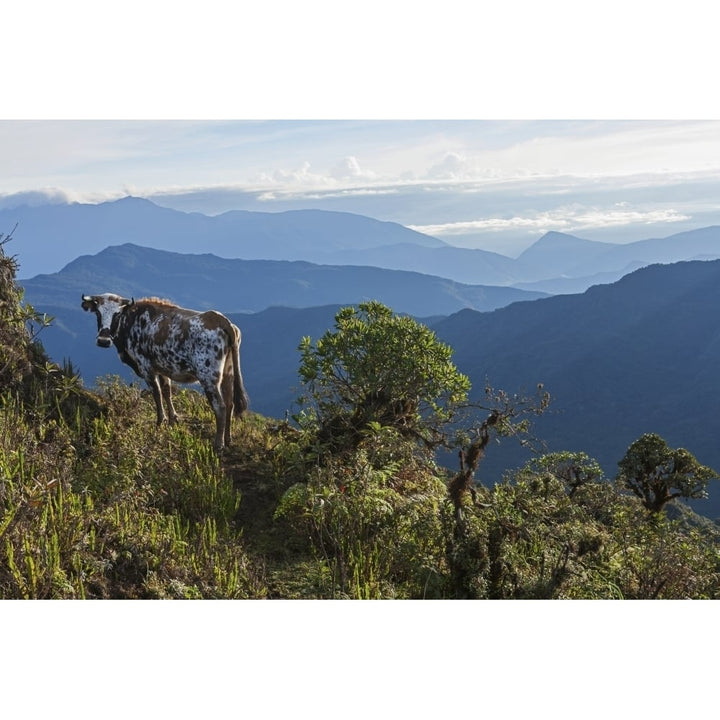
[228,321,249,417]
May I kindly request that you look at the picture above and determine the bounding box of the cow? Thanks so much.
[81,293,248,451]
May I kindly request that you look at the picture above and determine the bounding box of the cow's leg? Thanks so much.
[202,381,227,452]
[147,375,166,426]
[220,358,236,447]
[159,375,179,425]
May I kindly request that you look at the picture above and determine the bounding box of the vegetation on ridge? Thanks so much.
[1,232,719,599]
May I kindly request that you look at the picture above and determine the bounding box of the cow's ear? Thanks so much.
[81,295,96,312]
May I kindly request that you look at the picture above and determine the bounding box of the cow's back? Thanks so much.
[120,300,232,384]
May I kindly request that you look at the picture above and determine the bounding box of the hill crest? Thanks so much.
[30,242,545,314]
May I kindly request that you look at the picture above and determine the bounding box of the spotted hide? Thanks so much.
[81,293,249,451]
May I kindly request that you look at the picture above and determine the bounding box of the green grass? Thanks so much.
[0,380,268,598]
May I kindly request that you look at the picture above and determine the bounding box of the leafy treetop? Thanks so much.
[616,432,719,513]
[297,301,471,452]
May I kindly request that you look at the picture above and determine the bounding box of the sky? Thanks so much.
[5,3,720,256]
[4,119,720,255]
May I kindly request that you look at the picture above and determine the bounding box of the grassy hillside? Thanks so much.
[2,237,719,599]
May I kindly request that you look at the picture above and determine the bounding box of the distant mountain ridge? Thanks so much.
[2,197,445,279]
[22,242,546,316]
[21,241,546,411]
[6,198,720,294]
[516,226,720,281]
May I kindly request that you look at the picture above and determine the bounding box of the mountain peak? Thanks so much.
[534,231,594,247]
[522,229,618,253]
[517,232,599,262]
[514,231,615,279]
[109,195,155,206]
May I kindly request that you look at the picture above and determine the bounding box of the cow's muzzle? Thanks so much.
[96,330,113,348]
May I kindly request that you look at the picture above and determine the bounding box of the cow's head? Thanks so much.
[81,293,134,348]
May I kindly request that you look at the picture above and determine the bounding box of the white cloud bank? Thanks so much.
[409,207,692,237]
[0,187,125,210]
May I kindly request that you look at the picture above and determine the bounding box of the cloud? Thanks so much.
[426,152,470,179]
[254,162,340,189]
[330,156,376,182]
[255,161,327,187]
[0,187,123,209]
[409,206,691,236]
[255,155,379,190]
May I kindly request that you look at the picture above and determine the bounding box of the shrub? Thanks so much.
[275,424,449,598]
[297,302,470,454]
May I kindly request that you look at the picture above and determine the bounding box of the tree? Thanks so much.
[445,384,551,598]
[297,301,471,453]
[616,433,718,514]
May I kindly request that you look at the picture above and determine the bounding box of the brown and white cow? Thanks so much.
[81,293,248,451]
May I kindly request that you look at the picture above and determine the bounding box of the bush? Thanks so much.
[297,302,470,454]
[275,424,449,598]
